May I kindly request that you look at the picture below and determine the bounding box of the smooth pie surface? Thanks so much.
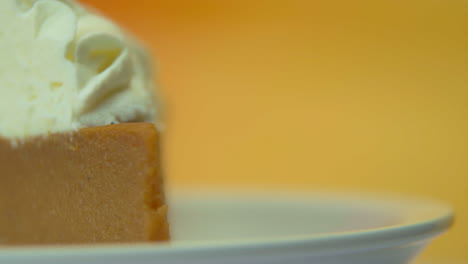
[0,123,169,245]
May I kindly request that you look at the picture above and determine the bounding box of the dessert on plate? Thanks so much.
[0,0,169,244]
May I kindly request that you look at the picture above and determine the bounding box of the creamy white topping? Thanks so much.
[0,0,158,139]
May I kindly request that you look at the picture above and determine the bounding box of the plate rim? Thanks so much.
[0,190,454,260]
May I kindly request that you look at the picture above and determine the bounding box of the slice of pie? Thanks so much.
[0,0,170,244]
[0,123,169,244]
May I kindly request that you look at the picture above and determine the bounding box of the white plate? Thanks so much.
[0,190,453,264]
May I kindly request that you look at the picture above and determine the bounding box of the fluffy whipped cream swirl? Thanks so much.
[0,0,158,139]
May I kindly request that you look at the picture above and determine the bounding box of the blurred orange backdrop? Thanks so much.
[83,0,467,261]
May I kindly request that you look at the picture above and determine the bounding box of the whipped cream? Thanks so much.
[0,0,158,139]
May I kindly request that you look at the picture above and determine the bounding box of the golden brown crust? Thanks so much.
[0,123,169,245]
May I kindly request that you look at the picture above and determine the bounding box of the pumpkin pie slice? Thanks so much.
[0,123,169,244]
[0,0,170,244]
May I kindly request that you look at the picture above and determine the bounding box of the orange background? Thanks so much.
[83,0,468,261]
